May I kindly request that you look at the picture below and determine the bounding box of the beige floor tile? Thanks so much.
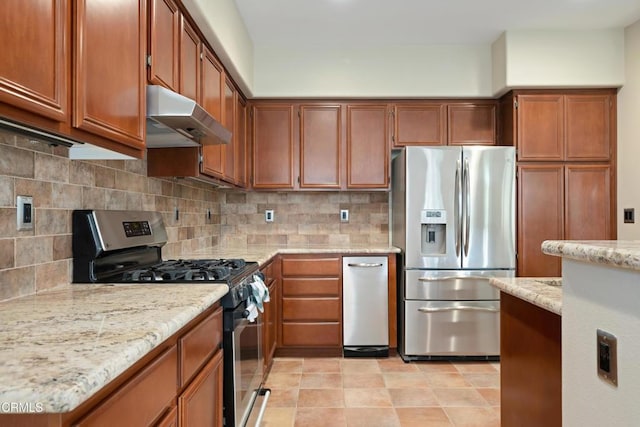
[462,373,500,388]
[453,362,499,373]
[433,388,490,407]
[444,407,500,426]
[303,358,342,373]
[377,357,420,373]
[269,359,304,374]
[265,388,299,408]
[426,372,473,388]
[414,361,459,373]
[341,358,381,374]
[344,388,393,408]
[261,407,296,427]
[294,408,347,427]
[383,372,430,388]
[297,388,345,408]
[388,388,439,407]
[342,373,385,388]
[476,388,500,406]
[344,408,401,427]
[395,407,454,426]
[300,373,343,389]
[264,372,302,388]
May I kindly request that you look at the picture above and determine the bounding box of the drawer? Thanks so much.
[282,298,341,321]
[75,346,177,426]
[281,257,341,277]
[282,323,341,347]
[179,306,222,387]
[282,278,340,297]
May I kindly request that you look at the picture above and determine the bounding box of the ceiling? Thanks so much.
[233,0,640,48]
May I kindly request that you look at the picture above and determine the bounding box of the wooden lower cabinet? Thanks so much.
[261,258,280,373]
[500,292,561,427]
[178,349,223,427]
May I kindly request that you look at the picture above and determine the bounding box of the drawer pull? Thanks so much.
[347,263,383,268]
[418,275,488,282]
[418,306,499,313]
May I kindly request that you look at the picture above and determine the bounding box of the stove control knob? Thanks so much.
[242,309,250,319]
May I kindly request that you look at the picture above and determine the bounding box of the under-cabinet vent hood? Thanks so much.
[146,85,231,148]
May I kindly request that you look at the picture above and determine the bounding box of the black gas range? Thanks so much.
[72,210,269,427]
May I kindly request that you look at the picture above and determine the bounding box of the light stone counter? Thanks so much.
[0,283,228,413]
[490,277,562,315]
[542,240,640,271]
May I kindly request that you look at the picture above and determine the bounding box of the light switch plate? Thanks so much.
[340,209,349,222]
[17,195,34,231]
[265,210,274,222]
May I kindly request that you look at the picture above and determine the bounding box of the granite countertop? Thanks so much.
[0,283,228,413]
[490,277,562,315]
[183,244,401,265]
[542,240,640,272]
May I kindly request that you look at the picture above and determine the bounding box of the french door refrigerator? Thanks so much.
[391,146,515,360]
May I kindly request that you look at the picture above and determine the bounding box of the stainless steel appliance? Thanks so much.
[342,256,389,357]
[71,209,269,426]
[391,146,515,360]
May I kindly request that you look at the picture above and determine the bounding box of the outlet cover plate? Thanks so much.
[17,195,34,231]
[265,210,274,222]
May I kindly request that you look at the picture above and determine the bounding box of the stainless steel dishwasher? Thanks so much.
[342,256,389,357]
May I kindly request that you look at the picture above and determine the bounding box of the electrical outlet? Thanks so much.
[340,209,349,222]
[265,210,274,223]
[597,329,618,386]
[624,208,635,224]
[17,195,34,231]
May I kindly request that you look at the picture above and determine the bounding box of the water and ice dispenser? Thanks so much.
[420,209,446,255]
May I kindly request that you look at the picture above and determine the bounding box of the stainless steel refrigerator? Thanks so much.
[391,146,515,360]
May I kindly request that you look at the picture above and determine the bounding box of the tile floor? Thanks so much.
[260,356,500,427]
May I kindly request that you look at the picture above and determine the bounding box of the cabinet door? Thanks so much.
[178,349,223,427]
[565,95,611,161]
[300,105,341,189]
[517,165,564,277]
[448,103,497,145]
[200,46,225,179]
[223,78,236,182]
[0,0,68,122]
[252,104,295,189]
[179,16,200,102]
[516,95,564,161]
[393,103,445,146]
[565,165,612,240]
[346,104,389,189]
[235,96,248,187]
[73,0,146,148]
[148,0,179,91]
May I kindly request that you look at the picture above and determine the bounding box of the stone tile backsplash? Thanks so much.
[0,130,390,302]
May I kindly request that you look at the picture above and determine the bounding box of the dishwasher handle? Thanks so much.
[418,306,499,313]
[347,263,384,268]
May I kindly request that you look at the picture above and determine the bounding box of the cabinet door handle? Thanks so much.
[418,306,499,313]
[347,263,384,268]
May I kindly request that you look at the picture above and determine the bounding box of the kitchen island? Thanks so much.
[490,276,562,427]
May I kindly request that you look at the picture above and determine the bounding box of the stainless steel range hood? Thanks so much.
[146,85,231,148]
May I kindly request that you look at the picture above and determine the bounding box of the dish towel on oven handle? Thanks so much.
[247,273,270,322]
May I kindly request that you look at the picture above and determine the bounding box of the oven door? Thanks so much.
[224,302,264,427]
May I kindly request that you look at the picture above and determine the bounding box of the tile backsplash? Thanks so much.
[0,130,390,302]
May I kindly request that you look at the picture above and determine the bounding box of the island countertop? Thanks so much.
[0,283,228,413]
[490,277,562,315]
[542,240,640,271]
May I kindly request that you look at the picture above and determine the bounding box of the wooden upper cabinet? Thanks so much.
[73,0,146,149]
[200,46,225,179]
[393,103,445,147]
[235,96,248,187]
[223,79,236,182]
[565,94,612,161]
[448,103,497,145]
[517,164,564,277]
[347,104,389,189]
[252,104,295,189]
[179,16,200,102]
[0,0,69,122]
[300,105,341,189]
[516,94,564,161]
[565,164,612,240]
[148,0,180,91]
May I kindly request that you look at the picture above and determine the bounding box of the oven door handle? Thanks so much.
[418,306,499,313]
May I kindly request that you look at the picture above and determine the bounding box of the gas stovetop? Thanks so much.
[121,258,250,283]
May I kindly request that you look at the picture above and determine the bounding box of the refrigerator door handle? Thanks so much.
[463,157,470,257]
[418,275,490,282]
[454,159,461,257]
[418,306,499,313]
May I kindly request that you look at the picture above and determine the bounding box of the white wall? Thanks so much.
[252,44,493,98]
[182,0,255,96]
[492,29,625,96]
[617,20,640,239]
[562,259,640,426]
[491,33,507,95]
